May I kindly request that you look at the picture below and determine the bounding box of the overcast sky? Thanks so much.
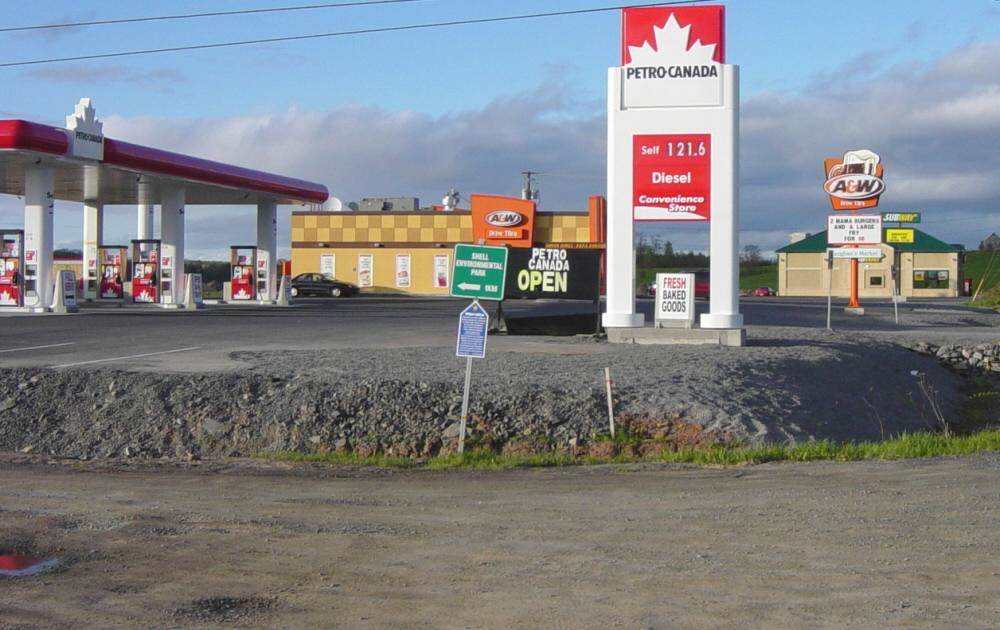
[1,0,998,258]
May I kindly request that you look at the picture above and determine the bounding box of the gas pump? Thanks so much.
[130,239,161,304]
[98,245,127,300]
[255,249,270,302]
[229,246,257,301]
[0,230,24,307]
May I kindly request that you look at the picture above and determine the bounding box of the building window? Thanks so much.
[869,275,884,287]
[913,270,949,289]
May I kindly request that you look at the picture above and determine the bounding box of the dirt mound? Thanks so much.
[0,330,974,460]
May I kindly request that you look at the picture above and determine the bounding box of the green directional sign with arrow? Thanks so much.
[451,243,508,301]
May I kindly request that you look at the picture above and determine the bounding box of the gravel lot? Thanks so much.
[2,453,998,628]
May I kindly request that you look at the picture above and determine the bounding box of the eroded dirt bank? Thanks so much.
[1,334,988,460]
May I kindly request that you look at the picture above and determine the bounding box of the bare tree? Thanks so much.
[740,244,763,267]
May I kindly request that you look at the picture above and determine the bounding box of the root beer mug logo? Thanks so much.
[824,150,886,210]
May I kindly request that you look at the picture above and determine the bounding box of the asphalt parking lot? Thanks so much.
[0,296,995,373]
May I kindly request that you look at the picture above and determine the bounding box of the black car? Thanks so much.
[290,273,359,298]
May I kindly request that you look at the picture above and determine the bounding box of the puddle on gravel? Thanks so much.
[0,555,60,578]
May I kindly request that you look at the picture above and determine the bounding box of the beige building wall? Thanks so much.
[290,211,597,295]
[290,247,453,295]
[778,246,959,298]
[899,252,961,298]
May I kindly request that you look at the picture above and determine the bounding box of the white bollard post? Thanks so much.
[183,273,204,310]
[276,275,292,307]
[51,270,79,314]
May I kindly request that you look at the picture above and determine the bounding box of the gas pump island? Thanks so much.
[229,246,258,301]
[98,245,127,301]
[603,5,744,346]
[0,230,24,307]
[0,98,329,312]
[130,240,161,304]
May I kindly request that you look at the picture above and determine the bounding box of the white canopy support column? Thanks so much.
[82,200,103,301]
[159,185,185,306]
[137,178,155,240]
[24,163,55,311]
[256,198,277,302]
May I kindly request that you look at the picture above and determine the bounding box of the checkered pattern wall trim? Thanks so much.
[291,212,592,245]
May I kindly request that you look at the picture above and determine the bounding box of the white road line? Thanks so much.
[0,342,76,354]
[52,346,202,369]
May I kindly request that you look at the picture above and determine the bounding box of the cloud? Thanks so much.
[102,77,605,214]
[2,39,998,258]
[3,11,98,43]
[732,39,1000,251]
[23,64,185,89]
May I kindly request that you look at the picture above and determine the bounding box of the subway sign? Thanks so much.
[504,247,601,301]
[882,212,921,223]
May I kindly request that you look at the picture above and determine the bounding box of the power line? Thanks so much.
[0,0,711,68]
[0,0,435,33]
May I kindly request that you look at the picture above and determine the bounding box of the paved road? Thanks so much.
[2,453,999,628]
[0,297,994,373]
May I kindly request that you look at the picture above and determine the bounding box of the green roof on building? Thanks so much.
[776,229,960,254]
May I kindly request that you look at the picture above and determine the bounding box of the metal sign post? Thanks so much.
[455,300,489,454]
[891,254,900,325]
[826,250,833,331]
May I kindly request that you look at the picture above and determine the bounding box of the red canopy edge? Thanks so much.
[104,139,328,203]
[0,119,329,204]
[0,120,69,155]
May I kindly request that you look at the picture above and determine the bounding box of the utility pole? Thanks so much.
[521,171,539,201]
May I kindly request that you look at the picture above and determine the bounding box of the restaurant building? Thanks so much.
[290,195,607,295]
[776,229,963,298]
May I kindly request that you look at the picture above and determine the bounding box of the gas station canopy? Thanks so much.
[0,99,331,312]
[0,118,328,205]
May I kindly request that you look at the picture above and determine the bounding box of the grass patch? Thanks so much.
[965,250,1000,294]
[635,265,778,292]
[263,429,1000,470]
[739,264,778,291]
